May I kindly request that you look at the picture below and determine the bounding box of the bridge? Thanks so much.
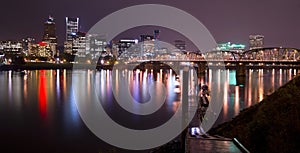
[132,47,300,62]
[121,47,300,76]
[204,47,300,61]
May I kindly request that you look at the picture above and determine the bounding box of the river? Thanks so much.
[0,68,297,152]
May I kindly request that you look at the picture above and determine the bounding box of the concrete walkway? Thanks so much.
[186,135,244,153]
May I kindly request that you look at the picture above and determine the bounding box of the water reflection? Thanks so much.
[197,68,299,124]
[0,68,298,152]
[8,71,13,103]
[0,68,298,125]
[38,70,47,118]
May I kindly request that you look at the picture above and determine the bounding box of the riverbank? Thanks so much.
[0,63,73,70]
[0,62,107,70]
[1,62,300,71]
[209,75,300,153]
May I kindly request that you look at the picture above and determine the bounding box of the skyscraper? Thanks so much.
[43,16,57,43]
[65,17,79,41]
[72,32,87,57]
[43,16,57,57]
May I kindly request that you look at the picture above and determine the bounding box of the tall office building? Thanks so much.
[72,32,87,57]
[43,16,57,43]
[86,34,107,59]
[249,35,264,50]
[65,17,79,41]
[43,16,57,57]
[140,34,154,56]
[22,37,35,56]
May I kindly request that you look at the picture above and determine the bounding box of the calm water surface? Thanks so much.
[0,68,297,152]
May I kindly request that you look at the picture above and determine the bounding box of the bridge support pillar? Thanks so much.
[236,63,246,77]
[197,62,206,77]
[236,75,246,86]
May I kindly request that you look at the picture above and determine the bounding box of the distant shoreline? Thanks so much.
[0,62,300,71]
[0,62,97,71]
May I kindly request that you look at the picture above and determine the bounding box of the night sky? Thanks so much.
[1,0,299,49]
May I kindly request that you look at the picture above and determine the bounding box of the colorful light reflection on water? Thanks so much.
[0,68,298,152]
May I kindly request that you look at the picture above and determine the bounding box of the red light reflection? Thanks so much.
[39,70,47,118]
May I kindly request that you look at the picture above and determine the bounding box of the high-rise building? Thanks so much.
[64,41,73,54]
[140,34,154,56]
[43,16,57,43]
[43,16,57,57]
[86,34,107,59]
[249,35,264,50]
[22,37,35,56]
[72,32,87,57]
[28,43,38,58]
[118,39,138,55]
[65,17,79,41]
[27,41,54,61]
[37,41,52,58]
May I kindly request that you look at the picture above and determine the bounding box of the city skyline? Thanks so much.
[0,0,299,48]
[0,1,299,152]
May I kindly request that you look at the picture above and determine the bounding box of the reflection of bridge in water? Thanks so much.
[128,47,300,76]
